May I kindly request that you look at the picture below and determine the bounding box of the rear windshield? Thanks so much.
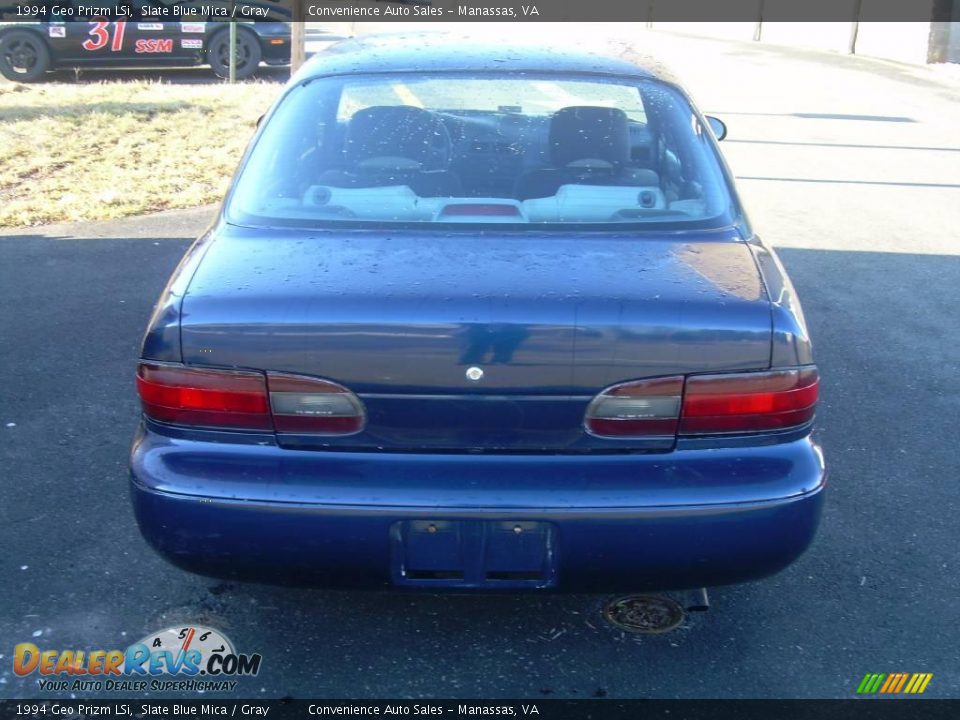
[227,72,734,230]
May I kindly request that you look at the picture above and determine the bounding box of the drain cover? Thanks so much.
[602,594,685,634]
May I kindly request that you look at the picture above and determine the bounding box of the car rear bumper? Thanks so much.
[129,425,826,592]
[260,42,290,64]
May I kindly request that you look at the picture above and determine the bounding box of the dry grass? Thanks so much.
[0,80,281,228]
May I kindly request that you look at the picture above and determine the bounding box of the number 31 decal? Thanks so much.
[83,21,127,52]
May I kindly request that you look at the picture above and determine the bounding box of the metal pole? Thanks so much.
[848,21,860,54]
[291,13,305,72]
[229,19,237,83]
[848,0,863,54]
[753,0,764,41]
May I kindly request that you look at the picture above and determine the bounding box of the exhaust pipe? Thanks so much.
[685,587,710,613]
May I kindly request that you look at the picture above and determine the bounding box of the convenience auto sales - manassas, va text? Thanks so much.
[308,5,540,17]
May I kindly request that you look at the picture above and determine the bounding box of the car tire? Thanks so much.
[207,28,262,80]
[0,30,52,83]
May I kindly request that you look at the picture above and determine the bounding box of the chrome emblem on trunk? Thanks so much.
[465,366,484,382]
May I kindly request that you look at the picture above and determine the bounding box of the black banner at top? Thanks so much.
[0,0,950,23]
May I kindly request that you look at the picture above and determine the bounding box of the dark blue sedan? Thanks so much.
[130,35,825,592]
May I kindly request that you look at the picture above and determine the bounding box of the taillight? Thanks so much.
[584,367,819,439]
[136,363,271,430]
[680,367,819,434]
[267,372,365,435]
[584,376,683,437]
[136,363,365,435]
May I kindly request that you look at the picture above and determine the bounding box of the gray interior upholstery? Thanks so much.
[514,105,659,200]
[318,105,463,197]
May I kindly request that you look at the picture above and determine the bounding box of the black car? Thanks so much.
[0,1,290,81]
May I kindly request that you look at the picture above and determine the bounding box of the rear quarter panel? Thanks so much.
[749,237,814,367]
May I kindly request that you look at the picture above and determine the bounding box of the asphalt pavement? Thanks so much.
[1,33,959,699]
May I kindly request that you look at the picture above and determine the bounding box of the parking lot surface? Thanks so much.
[1,33,958,698]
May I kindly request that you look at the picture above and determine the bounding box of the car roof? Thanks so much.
[295,32,683,86]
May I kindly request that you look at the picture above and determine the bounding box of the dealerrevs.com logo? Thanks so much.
[13,626,262,693]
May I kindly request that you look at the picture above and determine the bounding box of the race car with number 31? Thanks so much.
[0,1,290,82]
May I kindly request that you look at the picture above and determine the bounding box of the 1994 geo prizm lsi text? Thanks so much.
[129,34,825,592]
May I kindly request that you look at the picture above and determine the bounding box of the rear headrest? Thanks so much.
[549,106,630,168]
[343,105,449,171]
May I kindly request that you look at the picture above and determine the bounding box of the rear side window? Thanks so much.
[227,73,733,229]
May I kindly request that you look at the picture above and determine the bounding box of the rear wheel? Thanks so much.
[207,28,261,80]
[0,30,51,83]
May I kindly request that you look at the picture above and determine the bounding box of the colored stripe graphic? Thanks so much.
[893,673,910,693]
[856,672,932,694]
[857,673,885,694]
[881,673,907,693]
[906,673,933,694]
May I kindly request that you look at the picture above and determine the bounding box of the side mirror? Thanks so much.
[705,115,727,141]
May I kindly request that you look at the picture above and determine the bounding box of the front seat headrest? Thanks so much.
[343,105,449,172]
[549,106,631,169]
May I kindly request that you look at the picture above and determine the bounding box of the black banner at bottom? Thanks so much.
[0,700,957,720]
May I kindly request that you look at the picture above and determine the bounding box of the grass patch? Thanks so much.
[0,80,282,228]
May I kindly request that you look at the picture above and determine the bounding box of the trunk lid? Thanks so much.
[179,226,771,451]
